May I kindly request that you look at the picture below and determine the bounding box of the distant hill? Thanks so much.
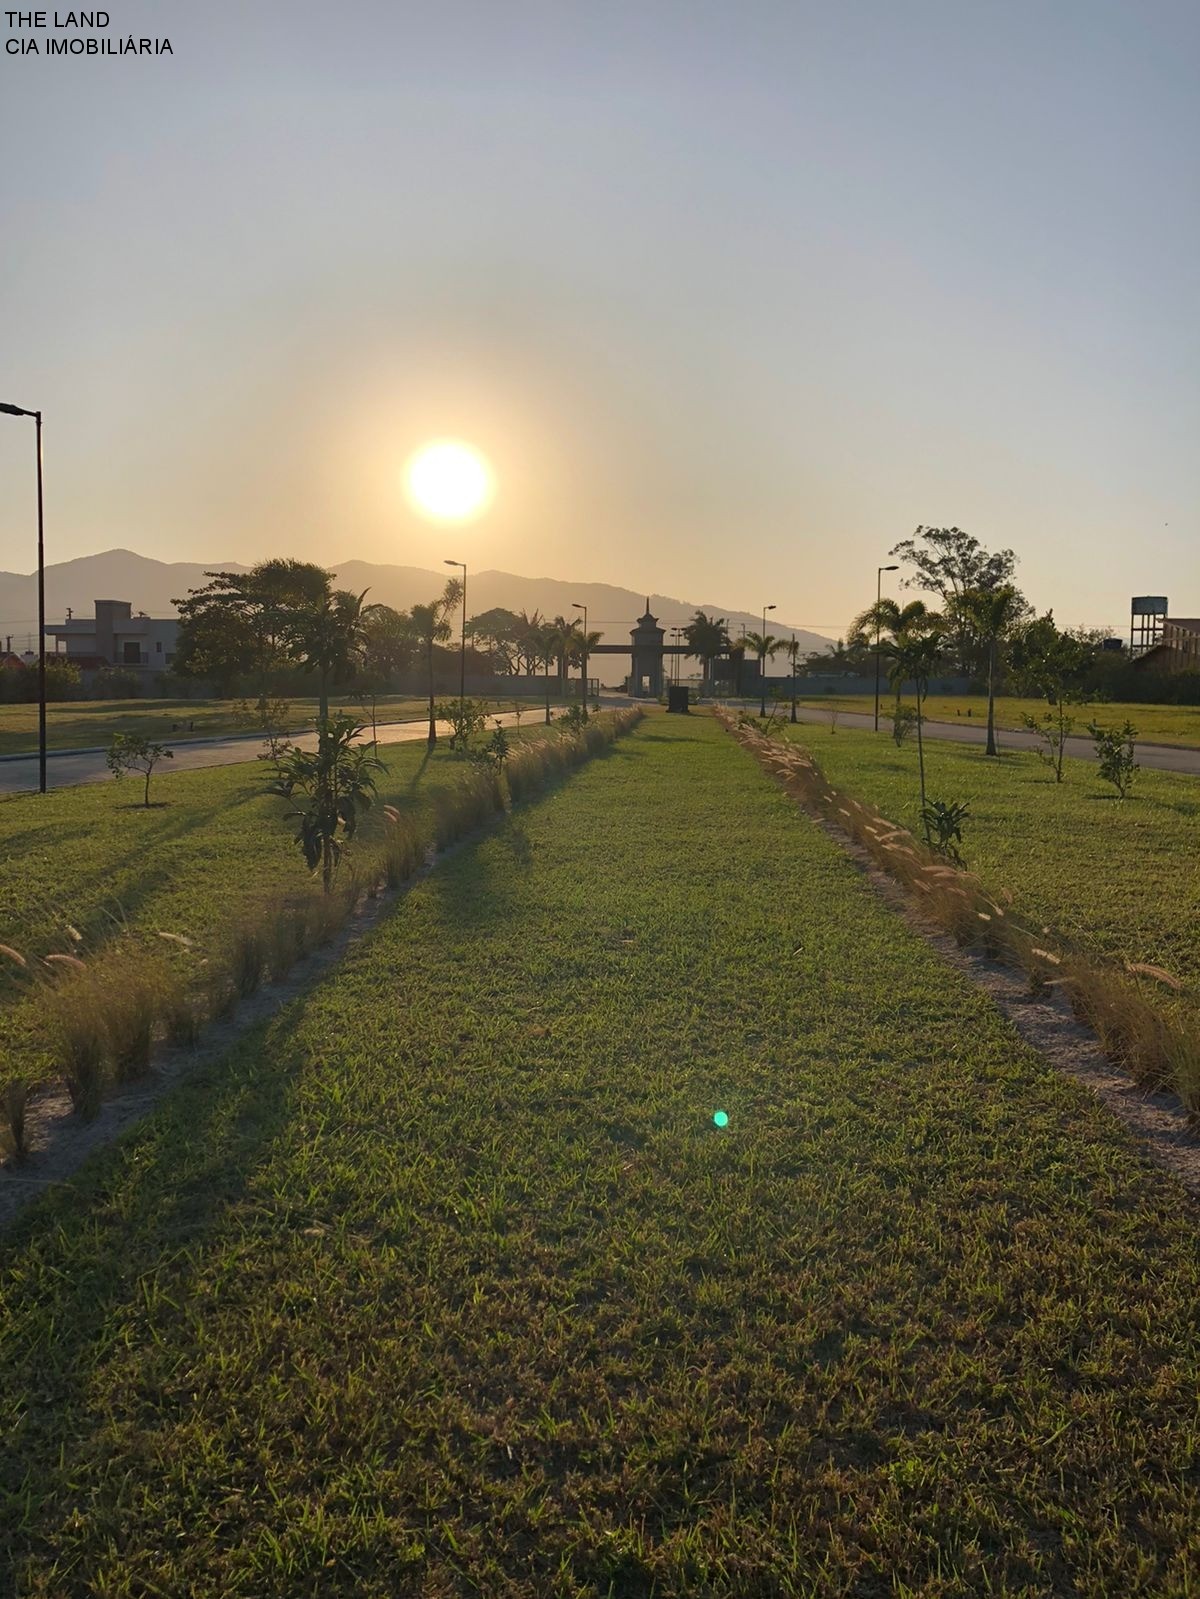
[0,548,832,658]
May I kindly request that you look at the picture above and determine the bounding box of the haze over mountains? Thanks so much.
[0,549,833,656]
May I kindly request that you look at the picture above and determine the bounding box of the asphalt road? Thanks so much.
[0,709,549,795]
[4,699,1199,792]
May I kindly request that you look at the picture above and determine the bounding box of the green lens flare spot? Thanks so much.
[713,1110,729,1128]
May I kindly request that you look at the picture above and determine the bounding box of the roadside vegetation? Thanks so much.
[3,712,1200,1595]
[0,710,641,1138]
[0,694,538,758]
[777,719,1200,990]
[793,693,1200,750]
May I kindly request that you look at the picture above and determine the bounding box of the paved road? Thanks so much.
[0,709,551,795]
[786,704,1200,775]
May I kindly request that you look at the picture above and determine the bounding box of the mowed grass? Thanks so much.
[0,725,555,1077]
[797,692,1200,749]
[0,694,548,756]
[780,720,1200,996]
[3,711,1200,1596]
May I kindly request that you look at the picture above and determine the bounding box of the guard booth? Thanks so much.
[667,685,690,713]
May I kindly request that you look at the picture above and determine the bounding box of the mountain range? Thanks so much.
[0,549,833,656]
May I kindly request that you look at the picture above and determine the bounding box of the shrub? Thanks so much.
[892,705,920,746]
[91,666,143,699]
[435,697,491,750]
[1087,719,1139,799]
[920,799,970,865]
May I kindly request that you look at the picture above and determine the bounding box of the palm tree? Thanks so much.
[888,629,945,837]
[951,585,1023,756]
[515,609,545,677]
[744,631,783,716]
[533,621,558,724]
[683,610,728,688]
[548,615,582,695]
[784,635,803,723]
[294,587,373,724]
[409,580,458,746]
[853,598,940,719]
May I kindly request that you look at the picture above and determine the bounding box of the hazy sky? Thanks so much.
[1,0,1196,636]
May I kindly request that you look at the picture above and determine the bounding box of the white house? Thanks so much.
[44,599,180,677]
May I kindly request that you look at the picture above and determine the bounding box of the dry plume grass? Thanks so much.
[20,706,644,1133]
[719,710,1200,1113]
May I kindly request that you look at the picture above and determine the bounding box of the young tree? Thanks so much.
[1088,720,1139,799]
[106,732,174,807]
[267,715,382,892]
[1011,613,1093,783]
[950,584,1025,756]
[888,629,945,836]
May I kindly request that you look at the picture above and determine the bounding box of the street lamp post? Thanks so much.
[0,402,46,793]
[444,559,467,736]
[759,603,776,718]
[789,631,798,723]
[571,602,588,720]
[873,564,899,733]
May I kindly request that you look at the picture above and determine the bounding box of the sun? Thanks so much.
[403,439,495,523]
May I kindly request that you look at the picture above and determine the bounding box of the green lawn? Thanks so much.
[797,692,1200,749]
[3,711,1200,1595]
[781,719,1200,994]
[0,723,558,1080]
[0,694,548,757]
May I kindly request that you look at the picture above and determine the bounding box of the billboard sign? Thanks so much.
[1131,596,1168,615]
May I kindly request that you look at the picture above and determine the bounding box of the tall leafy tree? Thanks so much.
[173,559,332,699]
[950,585,1025,756]
[888,527,1027,673]
[467,607,525,675]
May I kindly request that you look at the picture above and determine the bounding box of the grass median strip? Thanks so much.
[782,718,1200,991]
[2,710,1199,1595]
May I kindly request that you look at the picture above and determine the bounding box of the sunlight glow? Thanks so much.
[403,439,495,523]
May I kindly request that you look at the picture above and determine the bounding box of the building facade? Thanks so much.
[44,599,180,677]
[1133,617,1200,674]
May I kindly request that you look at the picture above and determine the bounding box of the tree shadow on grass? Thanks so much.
[0,998,317,1592]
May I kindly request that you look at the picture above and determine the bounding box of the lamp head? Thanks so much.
[0,403,32,417]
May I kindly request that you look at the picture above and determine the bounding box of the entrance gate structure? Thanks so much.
[589,600,701,699]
